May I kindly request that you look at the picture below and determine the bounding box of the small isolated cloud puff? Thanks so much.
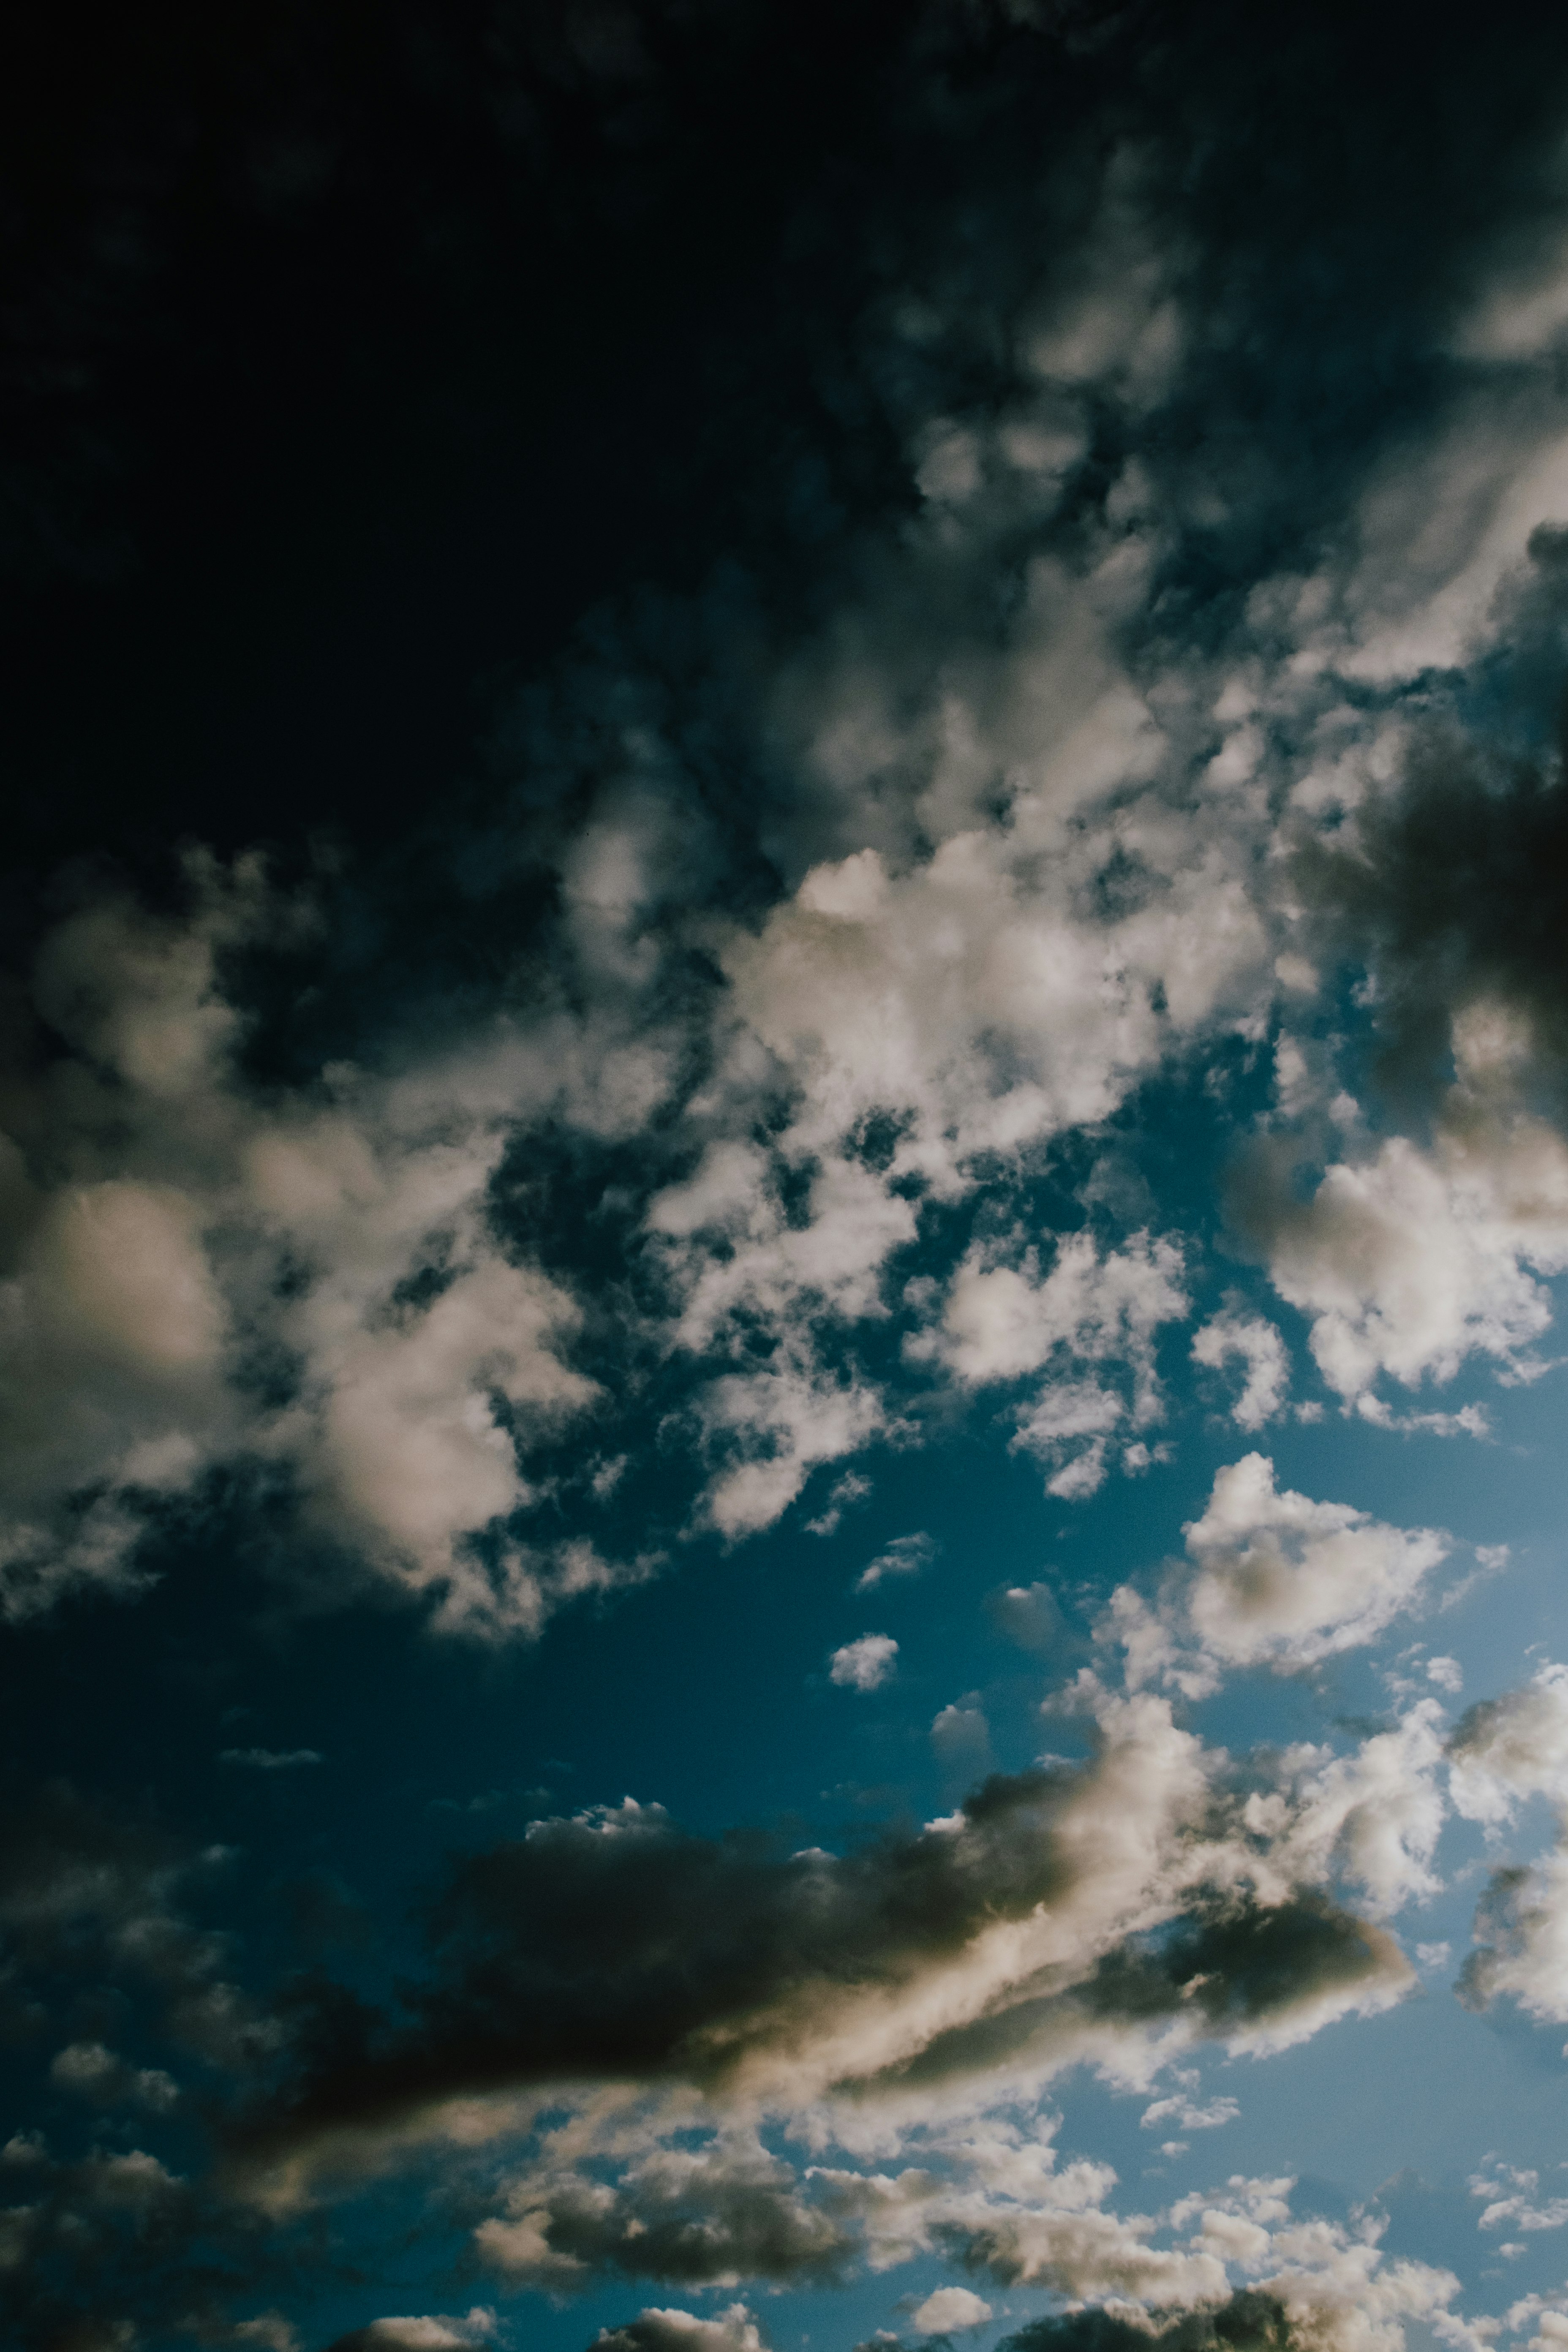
[858,1532,939,1592]
[830,1633,899,1690]
[986,1582,1066,1653]
[1112,1454,1447,1696]
[931,1704,994,1779]
[595,2306,767,2352]
[912,2287,993,2335]
[1139,2081,1239,2132]
[808,1471,873,1538]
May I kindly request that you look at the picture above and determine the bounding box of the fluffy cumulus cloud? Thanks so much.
[1239,1108,1568,1416]
[913,2286,993,2333]
[321,2314,498,2352]
[0,861,664,1638]
[1450,1665,1568,2021]
[593,2306,768,2352]
[917,1231,1189,1497]
[1191,1315,1290,1433]
[1111,1456,1447,1697]
[831,1633,900,1690]
[857,1533,940,1592]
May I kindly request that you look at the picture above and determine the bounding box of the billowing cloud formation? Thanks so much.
[0,862,662,1637]
[217,1670,1421,2247]
[996,2288,1293,2352]
[1240,1113,1568,1413]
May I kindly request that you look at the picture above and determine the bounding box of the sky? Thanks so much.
[13,2,1568,2348]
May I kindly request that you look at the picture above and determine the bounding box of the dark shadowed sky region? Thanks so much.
[14,4,1568,2349]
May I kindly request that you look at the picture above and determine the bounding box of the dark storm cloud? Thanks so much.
[222,1745,1406,2197]
[886,1890,1402,2099]
[227,1769,1084,2155]
[851,2289,1302,2352]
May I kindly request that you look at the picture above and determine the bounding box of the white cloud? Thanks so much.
[920,1230,1188,1496]
[0,863,656,1637]
[1251,1113,1568,1411]
[697,1352,885,1540]
[806,1471,872,1538]
[1473,2164,1568,2235]
[1449,1662,1568,1824]
[857,1533,939,1592]
[928,1230,1187,1400]
[830,1635,899,1691]
[326,2315,498,2352]
[1258,1702,1449,1916]
[1191,1312,1290,1431]
[911,2287,992,2334]
[594,2308,767,2352]
[1139,2080,1239,2133]
[1113,1454,1447,1696]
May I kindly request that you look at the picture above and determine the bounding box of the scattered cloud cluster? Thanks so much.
[917,1231,1190,1497]
[15,39,1568,1624]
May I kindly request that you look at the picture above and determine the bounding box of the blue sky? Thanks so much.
[10,5,1568,2350]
